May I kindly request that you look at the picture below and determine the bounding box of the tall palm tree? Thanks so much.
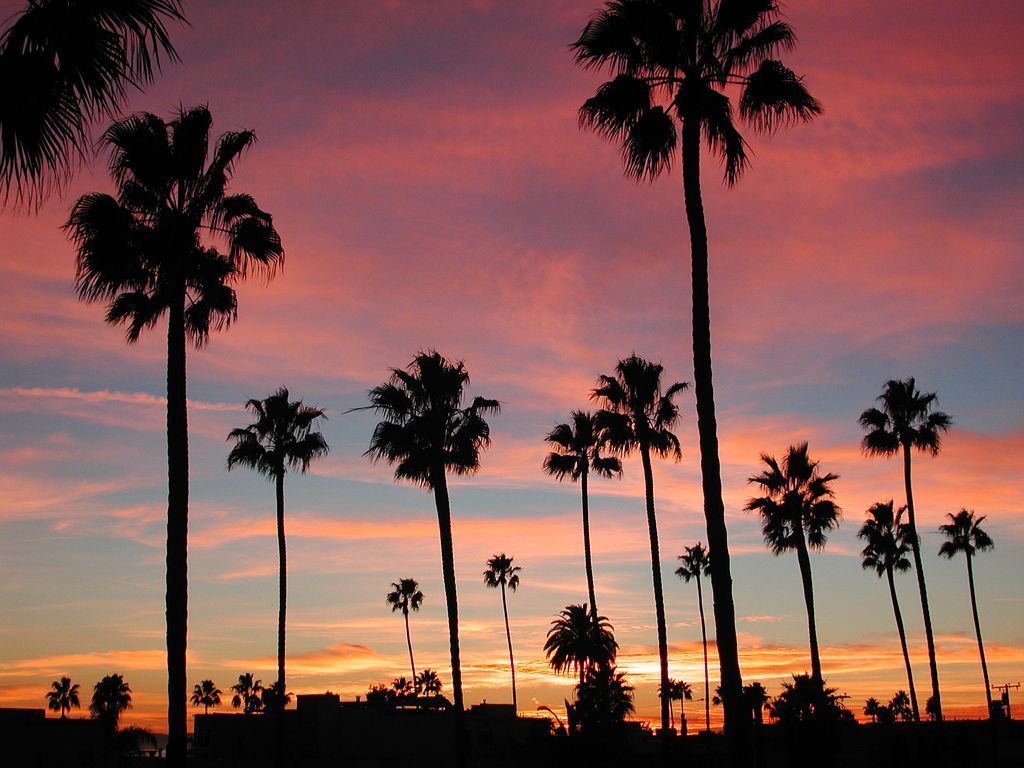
[386,578,425,690]
[858,500,919,721]
[592,354,685,735]
[543,410,622,616]
[939,509,995,717]
[227,388,328,708]
[90,674,132,734]
[190,679,222,715]
[573,2,821,744]
[0,0,185,206]
[676,542,712,733]
[362,350,499,768]
[745,443,839,683]
[544,603,618,686]
[230,673,263,714]
[483,553,522,712]
[67,105,283,762]
[45,676,80,719]
[860,377,952,719]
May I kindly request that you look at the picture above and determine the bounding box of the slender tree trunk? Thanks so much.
[886,566,920,721]
[500,582,517,712]
[639,444,671,738]
[275,470,286,768]
[404,608,417,692]
[581,469,598,617]
[430,465,467,768]
[165,287,188,768]
[697,575,711,733]
[793,525,823,684]
[965,554,993,716]
[681,117,749,750]
[902,443,942,720]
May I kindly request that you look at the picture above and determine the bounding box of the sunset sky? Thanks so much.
[1,0,1022,732]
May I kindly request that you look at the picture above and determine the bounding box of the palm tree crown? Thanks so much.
[230,673,263,714]
[859,501,912,577]
[676,542,711,583]
[544,604,618,684]
[190,679,222,715]
[90,674,132,729]
[859,378,953,457]
[46,676,80,719]
[227,388,329,478]
[483,554,521,592]
[939,509,994,560]
[543,410,622,482]
[387,578,424,615]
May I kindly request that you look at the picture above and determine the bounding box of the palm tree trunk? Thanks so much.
[639,444,671,738]
[793,525,823,683]
[902,443,942,720]
[500,582,517,712]
[581,469,598,617]
[404,608,417,692]
[680,115,749,748]
[165,288,188,768]
[275,470,287,768]
[965,554,993,716]
[886,566,920,721]
[697,575,711,733]
[430,465,467,768]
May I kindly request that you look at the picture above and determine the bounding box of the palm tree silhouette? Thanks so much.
[0,0,185,206]
[939,508,995,717]
[863,697,882,724]
[744,681,769,726]
[676,542,713,733]
[573,3,821,743]
[67,105,283,760]
[659,678,692,731]
[228,388,328,713]
[386,578,425,691]
[483,553,522,712]
[90,674,132,734]
[860,377,952,719]
[362,350,499,768]
[574,664,635,733]
[543,411,622,616]
[591,354,685,736]
[190,679,222,715]
[230,673,263,714]
[745,443,840,683]
[45,676,80,719]
[416,669,443,697]
[858,500,919,721]
[544,604,618,686]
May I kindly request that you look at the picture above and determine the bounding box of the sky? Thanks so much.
[1,0,1022,733]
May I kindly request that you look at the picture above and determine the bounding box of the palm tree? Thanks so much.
[543,411,622,615]
[544,604,618,686]
[45,676,80,719]
[260,681,291,713]
[860,377,952,719]
[0,0,185,206]
[939,508,995,717]
[767,674,851,724]
[416,669,442,697]
[659,678,692,731]
[386,578,425,691]
[362,350,499,768]
[67,105,283,761]
[745,443,839,683]
[483,553,522,712]
[863,697,882,724]
[889,690,913,722]
[573,2,821,743]
[858,500,919,721]
[745,681,769,726]
[227,388,328,709]
[190,679,222,715]
[574,665,635,733]
[591,354,685,736]
[90,674,132,734]
[676,542,713,733]
[230,673,263,714]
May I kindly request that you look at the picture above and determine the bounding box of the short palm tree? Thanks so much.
[387,578,425,690]
[544,604,618,686]
[362,350,499,768]
[860,377,952,719]
[483,553,522,712]
[859,500,919,721]
[230,673,263,714]
[863,697,882,724]
[67,105,283,760]
[939,509,995,716]
[190,679,222,715]
[676,542,712,733]
[45,676,80,719]
[90,674,132,733]
[745,681,769,726]
[573,2,821,742]
[416,669,442,697]
[574,665,635,732]
[659,678,692,731]
[591,354,685,736]
[0,0,184,206]
[745,443,839,683]
[543,410,622,615]
[228,388,328,709]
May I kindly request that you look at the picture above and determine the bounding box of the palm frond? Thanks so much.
[740,59,821,133]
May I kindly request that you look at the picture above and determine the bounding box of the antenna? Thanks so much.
[991,682,1020,719]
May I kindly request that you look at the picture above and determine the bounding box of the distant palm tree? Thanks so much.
[90,674,132,733]
[574,664,635,733]
[416,669,442,697]
[745,443,839,683]
[230,673,263,714]
[676,542,712,733]
[190,679,222,715]
[659,678,692,731]
[592,354,685,735]
[939,508,995,716]
[573,2,821,743]
[391,677,414,701]
[362,350,499,768]
[46,676,80,719]
[864,697,882,724]
[67,104,283,761]
[386,578,424,691]
[543,410,622,615]
[859,500,919,721]
[228,388,328,710]
[745,682,769,726]
[483,553,522,712]
[860,377,952,719]
[0,0,185,206]
[767,674,851,724]
[260,681,291,713]
[888,690,913,722]
[544,604,618,686]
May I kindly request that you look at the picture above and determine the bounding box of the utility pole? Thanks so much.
[991,683,1020,719]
